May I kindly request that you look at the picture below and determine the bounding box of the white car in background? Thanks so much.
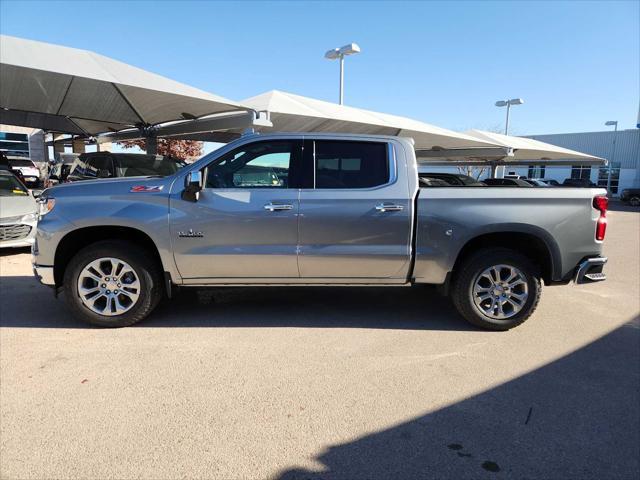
[8,158,41,187]
[0,170,38,248]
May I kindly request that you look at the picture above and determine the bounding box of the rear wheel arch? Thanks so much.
[451,229,559,285]
[54,226,164,287]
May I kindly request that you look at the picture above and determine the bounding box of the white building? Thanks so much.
[421,129,639,196]
[513,129,640,195]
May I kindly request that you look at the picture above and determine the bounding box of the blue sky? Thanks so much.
[1,0,638,136]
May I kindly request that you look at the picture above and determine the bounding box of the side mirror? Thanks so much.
[182,170,203,202]
[32,190,41,198]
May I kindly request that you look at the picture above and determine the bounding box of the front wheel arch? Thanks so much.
[54,226,164,287]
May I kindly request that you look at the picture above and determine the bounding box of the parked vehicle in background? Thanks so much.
[562,178,597,188]
[504,174,527,179]
[7,158,40,187]
[484,178,533,187]
[66,152,185,182]
[418,172,485,186]
[523,179,552,187]
[620,188,640,207]
[418,177,450,187]
[0,170,38,248]
[45,153,80,188]
[33,133,609,331]
[540,179,561,186]
[1,153,27,185]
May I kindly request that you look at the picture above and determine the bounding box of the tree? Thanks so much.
[457,164,488,180]
[118,138,203,162]
[454,123,507,179]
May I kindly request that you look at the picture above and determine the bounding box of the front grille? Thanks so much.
[0,224,32,241]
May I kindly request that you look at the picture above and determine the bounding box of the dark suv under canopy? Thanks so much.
[66,152,186,181]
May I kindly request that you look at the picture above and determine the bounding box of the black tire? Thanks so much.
[629,196,640,207]
[451,247,542,331]
[63,240,164,327]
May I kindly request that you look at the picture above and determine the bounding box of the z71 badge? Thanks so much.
[130,185,164,192]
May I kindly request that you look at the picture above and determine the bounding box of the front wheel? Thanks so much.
[451,248,542,331]
[629,196,640,207]
[63,240,164,327]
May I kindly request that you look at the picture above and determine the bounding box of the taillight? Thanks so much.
[593,195,608,241]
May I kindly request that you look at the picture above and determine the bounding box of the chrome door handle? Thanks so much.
[264,203,294,212]
[375,203,404,212]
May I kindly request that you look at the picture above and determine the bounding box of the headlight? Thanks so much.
[21,212,38,223]
[37,197,56,216]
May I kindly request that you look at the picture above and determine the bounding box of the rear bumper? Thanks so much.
[574,256,607,284]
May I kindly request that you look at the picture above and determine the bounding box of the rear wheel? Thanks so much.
[629,196,640,207]
[451,248,541,330]
[63,241,163,327]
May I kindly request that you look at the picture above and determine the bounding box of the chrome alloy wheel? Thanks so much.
[472,264,529,320]
[77,257,141,316]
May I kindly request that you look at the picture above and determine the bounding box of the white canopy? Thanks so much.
[0,35,245,135]
[462,129,605,164]
[241,90,500,149]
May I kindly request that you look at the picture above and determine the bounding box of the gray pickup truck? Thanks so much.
[32,133,608,330]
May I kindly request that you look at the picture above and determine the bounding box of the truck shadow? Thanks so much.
[0,275,475,331]
[0,247,31,258]
[276,318,640,479]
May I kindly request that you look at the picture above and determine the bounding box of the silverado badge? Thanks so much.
[178,229,204,238]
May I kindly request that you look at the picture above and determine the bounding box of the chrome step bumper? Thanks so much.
[575,257,607,284]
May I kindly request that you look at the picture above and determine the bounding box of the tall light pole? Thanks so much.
[493,98,524,178]
[495,98,525,135]
[605,120,618,195]
[325,43,361,105]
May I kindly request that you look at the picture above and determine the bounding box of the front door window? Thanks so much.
[206,141,294,189]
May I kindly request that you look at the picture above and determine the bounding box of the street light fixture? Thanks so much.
[325,43,361,105]
[495,98,524,135]
[605,120,618,195]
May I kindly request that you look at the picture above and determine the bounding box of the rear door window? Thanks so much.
[313,141,389,189]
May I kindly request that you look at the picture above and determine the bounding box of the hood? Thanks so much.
[47,175,175,198]
[0,194,37,220]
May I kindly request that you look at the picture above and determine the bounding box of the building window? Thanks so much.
[597,162,621,194]
[0,132,29,158]
[527,165,546,178]
[571,165,591,180]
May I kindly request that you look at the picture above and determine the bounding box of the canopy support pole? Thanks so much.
[146,137,157,155]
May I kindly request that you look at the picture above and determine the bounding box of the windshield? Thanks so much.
[114,155,186,177]
[8,159,36,168]
[0,174,29,196]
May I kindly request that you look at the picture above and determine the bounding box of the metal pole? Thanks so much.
[146,136,158,155]
[339,54,344,105]
[505,103,511,135]
[606,123,618,195]
[492,103,511,178]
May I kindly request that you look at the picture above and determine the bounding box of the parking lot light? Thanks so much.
[605,120,618,195]
[325,43,361,105]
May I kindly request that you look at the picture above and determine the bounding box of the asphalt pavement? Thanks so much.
[1,204,638,479]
